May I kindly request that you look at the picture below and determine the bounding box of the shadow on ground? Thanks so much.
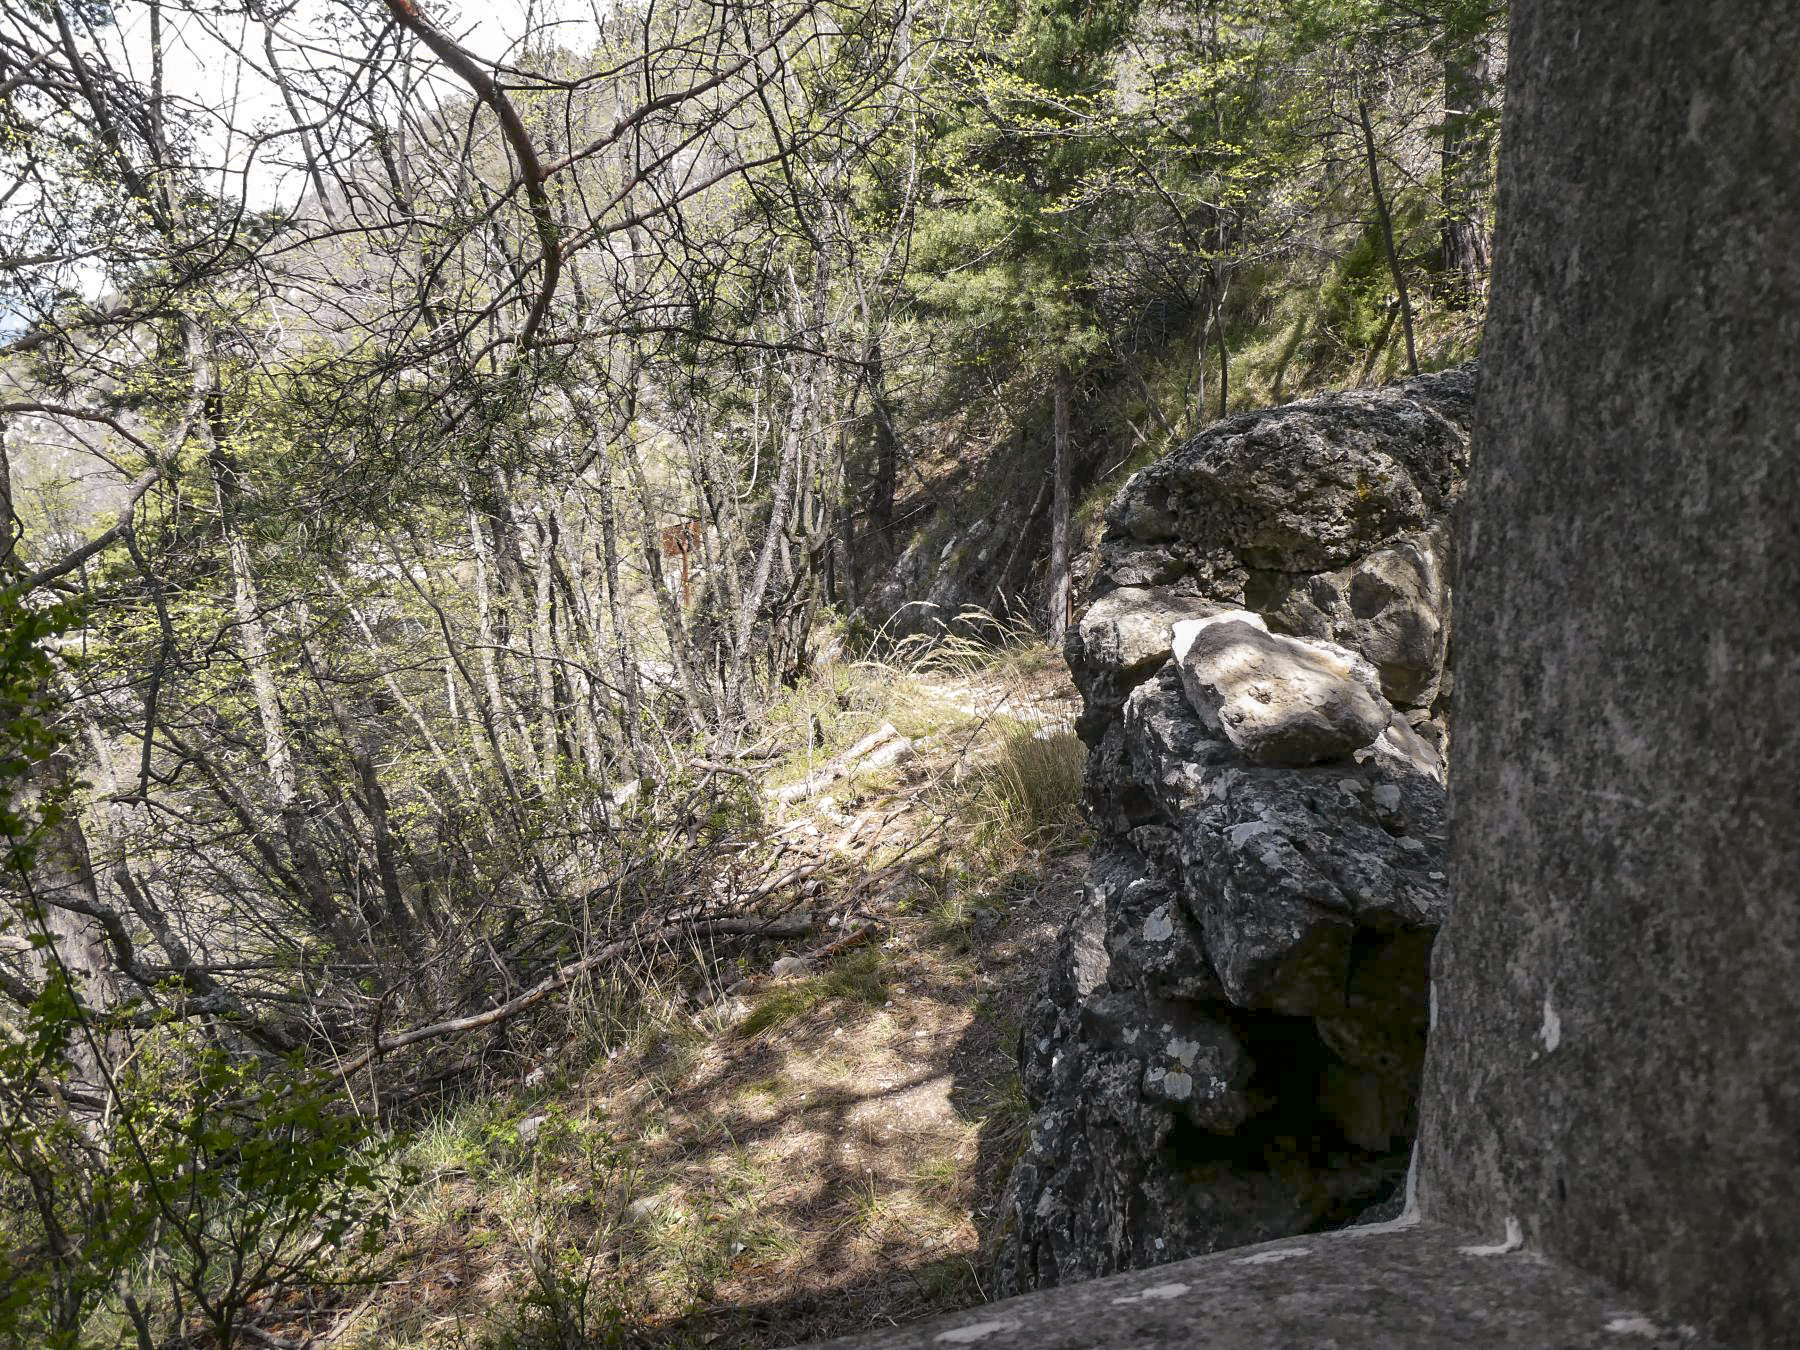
[614,854,1081,1348]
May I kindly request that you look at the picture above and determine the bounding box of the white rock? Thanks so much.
[1170,611,1392,765]
[626,1194,666,1221]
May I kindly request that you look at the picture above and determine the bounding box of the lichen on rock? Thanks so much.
[990,368,1472,1295]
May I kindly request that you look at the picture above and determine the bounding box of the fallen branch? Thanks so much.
[770,722,915,805]
[327,910,813,1079]
[769,922,877,979]
[740,859,824,904]
[806,922,876,962]
[686,913,814,940]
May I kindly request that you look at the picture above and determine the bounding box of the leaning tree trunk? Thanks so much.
[1358,99,1420,376]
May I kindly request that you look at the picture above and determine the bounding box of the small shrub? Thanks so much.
[0,1016,405,1349]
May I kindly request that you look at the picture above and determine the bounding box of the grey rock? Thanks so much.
[1250,524,1452,708]
[1100,368,1472,583]
[1171,611,1392,766]
[1065,587,1225,741]
[707,994,754,1027]
[1068,587,1225,685]
[994,371,1466,1296]
[997,662,1444,1289]
[626,1193,667,1222]
[1075,369,1471,776]
[998,961,1391,1298]
[810,1221,1712,1350]
[1095,854,1222,1004]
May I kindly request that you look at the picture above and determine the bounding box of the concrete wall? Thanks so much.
[1414,4,1800,1343]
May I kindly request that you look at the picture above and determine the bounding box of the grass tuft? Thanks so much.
[963,726,1085,860]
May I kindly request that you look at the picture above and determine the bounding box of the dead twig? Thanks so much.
[327,909,813,1079]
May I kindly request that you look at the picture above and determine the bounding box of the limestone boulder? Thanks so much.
[1097,857,1222,1004]
[1116,667,1445,1013]
[1065,587,1225,741]
[1248,524,1452,709]
[1098,367,1472,593]
[1171,611,1392,766]
[995,659,1445,1289]
[993,371,1470,1295]
[995,849,1400,1297]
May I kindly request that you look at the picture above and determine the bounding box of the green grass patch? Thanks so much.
[738,948,892,1036]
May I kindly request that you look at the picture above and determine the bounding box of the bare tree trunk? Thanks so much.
[0,412,15,572]
[1047,364,1074,645]
[1211,274,1232,419]
[30,788,120,998]
[465,496,539,780]
[594,452,651,781]
[332,580,475,798]
[532,510,562,780]
[1441,37,1498,306]
[688,410,749,641]
[828,420,859,612]
[488,476,554,779]
[300,641,415,939]
[730,345,808,711]
[866,335,901,541]
[547,500,608,777]
[620,432,715,730]
[1359,99,1420,376]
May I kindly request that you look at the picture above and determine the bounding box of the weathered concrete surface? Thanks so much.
[1413,6,1800,1347]
[803,1221,1709,1349]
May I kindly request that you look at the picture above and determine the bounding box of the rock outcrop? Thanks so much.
[992,368,1473,1293]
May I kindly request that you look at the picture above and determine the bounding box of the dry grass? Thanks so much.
[348,633,1085,1349]
[961,726,1085,857]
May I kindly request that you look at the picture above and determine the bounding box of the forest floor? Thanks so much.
[345,642,1086,1350]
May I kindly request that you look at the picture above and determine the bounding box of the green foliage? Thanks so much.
[0,587,80,872]
[0,595,405,1345]
[897,0,1503,448]
[0,1014,407,1348]
[1320,220,1397,349]
[905,0,1153,373]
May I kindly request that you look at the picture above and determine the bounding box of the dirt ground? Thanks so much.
[353,651,1086,1349]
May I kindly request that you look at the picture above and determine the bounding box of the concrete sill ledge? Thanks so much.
[799,1221,1711,1349]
